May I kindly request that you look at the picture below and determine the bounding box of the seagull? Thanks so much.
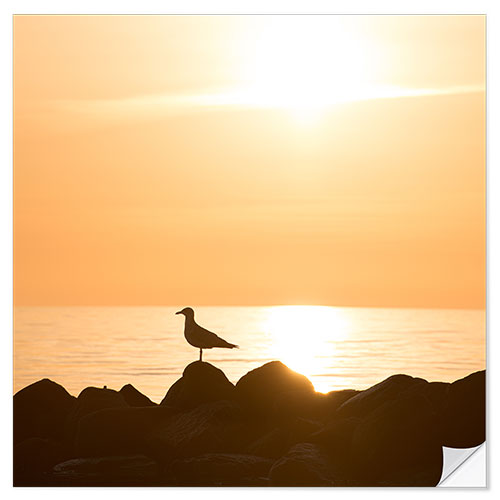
[175,307,239,361]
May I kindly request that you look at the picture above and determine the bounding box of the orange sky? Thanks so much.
[13,15,485,307]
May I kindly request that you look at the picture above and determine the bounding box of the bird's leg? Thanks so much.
[199,348,203,362]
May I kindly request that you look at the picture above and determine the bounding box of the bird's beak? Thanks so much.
[175,311,182,315]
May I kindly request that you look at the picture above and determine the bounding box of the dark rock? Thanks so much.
[14,379,76,444]
[423,382,451,412]
[13,367,483,487]
[314,390,360,420]
[269,443,343,486]
[246,428,289,459]
[235,361,315,419]
[161,361,234,410]
[74,406,178,457]
[247,417,322,459]
[148,400,250,460]
[336,374,427,418]
[273,389,360,423]
[286,417,323,444]
[310,416,362,459]
[308,416,362,483]
[439,370,485,448]
[170,453,273,486]
[64,386,129,448]
[14,438,68,486]
[349,392,442,486]
[402,381,450,415]
[51,455,159,486]
[119,384,156,407]
[270,389,317,422]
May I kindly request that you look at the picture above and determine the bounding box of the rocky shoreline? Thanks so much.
[13,361,485,487]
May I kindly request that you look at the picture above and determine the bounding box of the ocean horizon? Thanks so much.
[13,305,485,403]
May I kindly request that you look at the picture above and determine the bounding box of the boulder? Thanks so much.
[14,378,76,444]
[270,389,318,422]
[14,437,68,486]
[402,381,450,415]
[235,361,315,419]
[246,428,289,459]
[336,374,427,418]
[285,417,323,444]
[148,400,250,460]
[310,416,362,459]
[308,416,362,482]
[349,392,442,486]
[74,406,178,457]
[246,418,322,459]
[64,386,129,447]
[269,443,343,486]
[160,361,234,410]
[439,370,485,448]
[170,453,273,486]
[51,455,159,486]
[119,384,156,407]
[314,390,360,421]
[273,389,359,423]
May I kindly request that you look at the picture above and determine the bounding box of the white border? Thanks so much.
[3,0,498,497]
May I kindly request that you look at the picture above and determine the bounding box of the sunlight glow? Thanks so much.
[263,306,350,392]
[237,17,380,121]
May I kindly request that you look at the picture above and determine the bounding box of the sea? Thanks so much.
[13,306,485,403]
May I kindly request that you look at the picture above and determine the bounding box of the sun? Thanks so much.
[262,305,350,391]
[237,17,380,120]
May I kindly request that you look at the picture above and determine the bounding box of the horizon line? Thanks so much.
[12,304,486,311]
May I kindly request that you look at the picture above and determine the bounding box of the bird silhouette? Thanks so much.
[175,307,238,361]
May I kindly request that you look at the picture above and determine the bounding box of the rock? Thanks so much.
[12,367,483,486]
[14,438,68,486]
[422,382,451,413]
[235,361,315,419]
[119,384,156,407]
[247,418,322,459]
[14,378,76,444]
[336,374,427,418]
[246,428,289,459]
[349,392,442,486]
[161,361,235,410]
[64,386,129,448]
[439,370,485,448]
[308,416,362,483]
[270,389,317,422]
[273,389,359,423]
[269,443,342,486]
[402,381,450,415]
[74,406,178,457]
[286,417,323,444]
[310,416,362,459]
[170,453,273,486]
[314,390,360,420]
[149,400,249,460]
[51,455,159,486]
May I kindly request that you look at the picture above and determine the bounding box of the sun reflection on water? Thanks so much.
[262,305,351,393]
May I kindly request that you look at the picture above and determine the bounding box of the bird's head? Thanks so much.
[175,307,195,318]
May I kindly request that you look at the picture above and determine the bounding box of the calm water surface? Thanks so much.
[14,306,485,403]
